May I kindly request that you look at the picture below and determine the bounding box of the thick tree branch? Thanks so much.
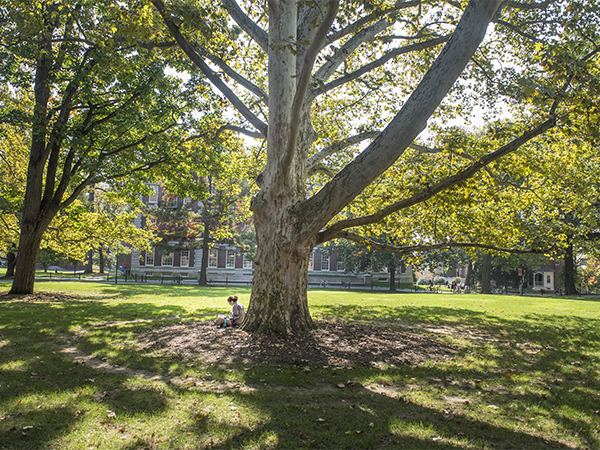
[312,16,394,85]
[215,124,264,139]
[333,230,555,255]
[283,0,339,175]
[204,52,269,105]
[313,34,450,98]
[40,78,80,212]
[316,117,556,244]
[222,0,268,53]
[151,0,268,137]
[300,0,505,239]
[307,132,451,176]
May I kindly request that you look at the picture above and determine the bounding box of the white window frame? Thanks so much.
[162,250,173,266]
[180,250,189,267]
[148,185,158,204]
[226,249,236,268]
[321,254,329,271]
[208,249,218,268]
[308,252,314,271]
[145,250,154,266]
[243,255,253,269]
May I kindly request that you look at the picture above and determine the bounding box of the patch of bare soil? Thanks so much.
[138,320,456,369]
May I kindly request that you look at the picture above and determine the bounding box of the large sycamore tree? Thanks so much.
[1,0,223,294]
[151,0,597,333]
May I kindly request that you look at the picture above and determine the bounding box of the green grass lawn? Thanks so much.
[0,281,599,449]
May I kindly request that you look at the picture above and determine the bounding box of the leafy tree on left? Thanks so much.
[0,0,223,294]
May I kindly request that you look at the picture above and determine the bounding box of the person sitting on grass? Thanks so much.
[217,295,245,328]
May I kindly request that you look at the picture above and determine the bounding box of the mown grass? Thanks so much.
[0,280,599,449]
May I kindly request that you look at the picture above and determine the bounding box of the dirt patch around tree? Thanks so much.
[137,320,456,369]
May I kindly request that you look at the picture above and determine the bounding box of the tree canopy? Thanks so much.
[148,0,600,333]
[0,0,226,293]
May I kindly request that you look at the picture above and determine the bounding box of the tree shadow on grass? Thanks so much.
[1,297,598,449]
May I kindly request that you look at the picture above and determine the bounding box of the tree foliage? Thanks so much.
[0,0,226,293]
[151,0,598,333]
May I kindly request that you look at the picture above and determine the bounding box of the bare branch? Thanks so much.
[495,19,541,42]
[313,34,450,98]
[326,0,421,46]
[307,165,336,178]
[504,0,556,11]
[306,133,450,176]
[216,124,264,139]
[312,17,394,85]
[222,0,268,53]
[307,131,380,171]
[203,52,269,105]
[334,230,555,255]
[151,0,268,137]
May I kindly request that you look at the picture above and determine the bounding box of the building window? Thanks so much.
[181,250,189,267]
[208,249,218,268]
[148,185,158,204]
[162,250,173,266]
[321,255,329,271]
[226,249,236,268]
[243,254,253,269]
[547,275,551,284]
[146,250,154,266]
[308,252,314,270]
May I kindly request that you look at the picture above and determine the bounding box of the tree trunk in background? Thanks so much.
[99,247,105,273]
[563,241,577,294]
[5,245,16,277]
[464,262,474,288]
[389,264,396,292]
[198,221,210,285]
[84,249,93,273]
[481,253,492,294]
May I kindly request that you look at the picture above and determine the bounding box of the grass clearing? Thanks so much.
[0,280,599,449]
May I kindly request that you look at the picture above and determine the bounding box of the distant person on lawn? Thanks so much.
[217,295,245,327]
